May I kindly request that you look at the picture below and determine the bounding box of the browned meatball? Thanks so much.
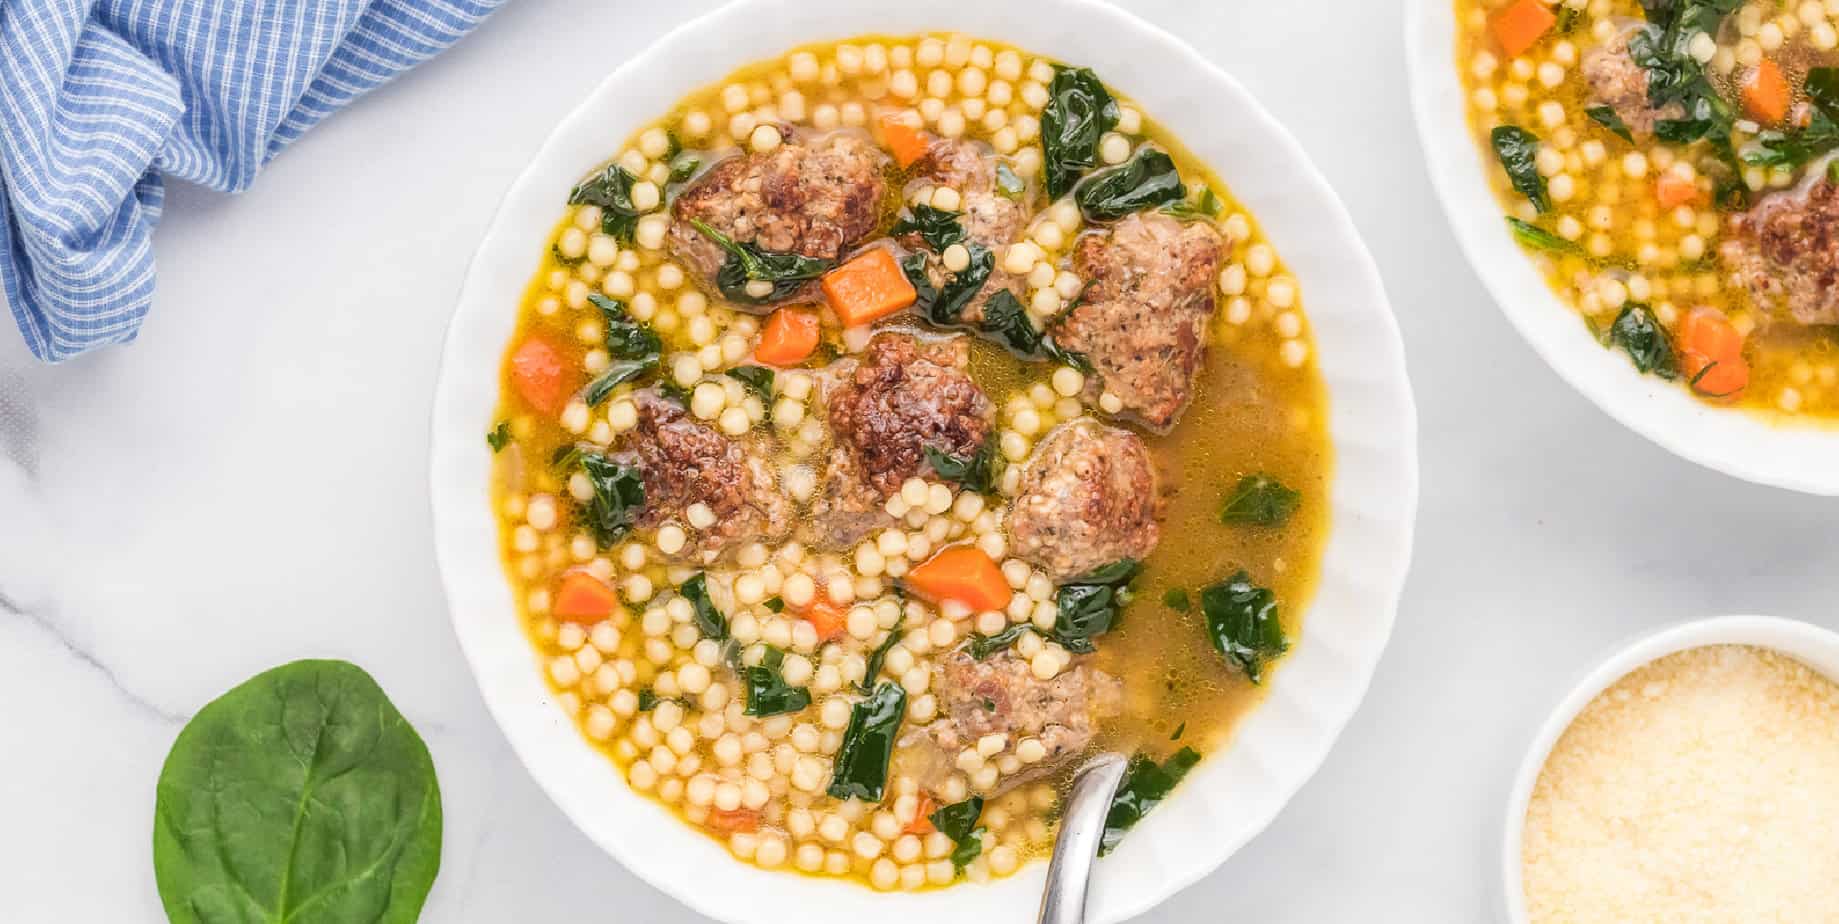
[1056,212,1225,431]
[613,390,791,559]
[925,650,1121,783]
[804,333,994,548]
[900,138,1031,325]
[1007,421,1161,582]
[1723,176,1839,325]
[1581,30,1685,141]
[667,130,889,308]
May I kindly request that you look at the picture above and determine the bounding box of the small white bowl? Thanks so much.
[1500,615,1839,922]
[431,1,1418,921]
[1405,1,1839,495]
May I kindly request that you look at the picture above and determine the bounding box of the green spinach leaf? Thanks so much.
[691,219,833,305]
[981,289,1089,371]
[589,293,663,361]
[726,365,775,400]
[967,623,1029,659]
[930,795,986,873]
[579,452,646,547]
[995,162,1026,200]
[827,682,907,801]
[924,437,998,494]
[583,358,658,407]
[893,203,967,252]
[1052,559,1141,654]
[153,660,441,924]
[1162,186,1223,221]
[681,573,728,642]
[1161,588,1191,613]
[569,164,644,243]
[856,618,906,695]
[1506,217,1585,257]
[1200,572,1287,683]
[1076,147,1186,222]
[1041,66,1120,199]
[1219,474,1300,527]
[1490,125,1549,213]
[1606,303,1678,378]
[487,421,511,453]
[1585,105,1633,143]
[1100,747,1200,854]
[743,649,812,717]
[918,243,994,326]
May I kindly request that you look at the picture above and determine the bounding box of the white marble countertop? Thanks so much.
[4,1,1836,921]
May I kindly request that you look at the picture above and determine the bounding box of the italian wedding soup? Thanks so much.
[1460,0,1839,416]
[487,33,1329,889]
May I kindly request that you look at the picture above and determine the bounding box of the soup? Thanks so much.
[1456,0,1839,417]
[487,33,1329,889]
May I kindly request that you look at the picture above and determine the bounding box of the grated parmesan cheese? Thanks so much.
[1522,645,1839,922]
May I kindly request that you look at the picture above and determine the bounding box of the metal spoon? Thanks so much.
[1036,752,1129,924]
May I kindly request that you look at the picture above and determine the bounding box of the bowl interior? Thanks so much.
[430,1,1419,922]
[1498,615,1839,922]
[1405,0,1839,495]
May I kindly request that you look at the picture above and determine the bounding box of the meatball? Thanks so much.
[1055,212,1225,431]
[805,334,994,548]
[667,130,888,308]
[901,138,1031,325]
[1722,175,1839,326]
[1580,30,1685,141]
[925,650,1122,784]
[1007,421,1162,582]
[612,390,791,559]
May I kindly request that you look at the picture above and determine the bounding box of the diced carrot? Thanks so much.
[553,571,619,623]
[904,796,937,835]
[823,249,918,327]
[801,599,848,642]
[1491,0,1557,58]
[1655,172,1701,209]
[905,545,1011,612]
[1678,307,1749,398]
[707,808,760,834]
[1742,59,1791,125]
[878,113,931,168]
[509,334,577,415]
[754,307,821,366]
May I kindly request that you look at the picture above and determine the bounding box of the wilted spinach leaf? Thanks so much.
[967,623,1029,659]
[487,421,511,452]
[1100,747,1200,853]
[1161,588,1191,613]
[1585,105,1633,143]
[1076,147,1186,222]
[1162,185,1223,221]
[1219,474,1300,527]
[153,660,442,924]
[637,688,659,711]
[1201,572,1287,683]
[920,243,994,326]
[569,164,644,242]
[743,648,812,717]
[981,289,1088,371]
[995,162,1026,200]
[827,682,907,801]
[924,436,998,494]
[580,452,646,547]
[583,358,658,407]
[1607,303,1678,378]
[893,203,967,251]
[691,219,833,304]
[1507,217,1585,257]
[856,618,906,695]
[930,796,986,873]
[1041,66,1120,199]
[681,573,727,642]
[589,293,663,361]
[1491,125,1549,213]
[1052,559,1141,654]
[726,365,775,400]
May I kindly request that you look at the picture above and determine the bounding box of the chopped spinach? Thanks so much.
[1052,559,1141,654]
[579,452,646,547]
[583,358,658,407]
[967,623,1029,659]
[551,442,583,471]
[1625,0,1743,197]
[668,154,701,185]
[1219,474,1301,527]
[1585,105,1633,143]
[1200,572,1287,683]
[487,421,511,452]
[1041,66,1120,199]
[923,436,998,494]
[995,162,1026,200]
[1170,722,1186,741]
[1507,217,1585,257]
[589,293,663,361]
[980,288,1089,371]
[743,648,812,717]
[691,219,833,304]
[1162,185,1223,221]
[657,380,692,406]
[931,795,986,872]
[1490,125,1549,213]
[681,573,728,642]
[568,164,644,242]
[1076,147,1186,222]
[893,203,967,251]
[1606,303,1678,378]
[1161,588,1191,613]
[726,365,775,400]
[856,618,906,694]
[637,688,660,711]
[827,682,908,801]
[1100,747,1201,853]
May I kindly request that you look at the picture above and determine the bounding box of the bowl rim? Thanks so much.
[1404,0,1839,496]
[430,1,1419,921]
[1498,614,1839,922]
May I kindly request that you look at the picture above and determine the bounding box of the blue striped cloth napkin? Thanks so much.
[0,0,507,362]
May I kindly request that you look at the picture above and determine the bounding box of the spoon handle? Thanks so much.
[1036,752,1130,924]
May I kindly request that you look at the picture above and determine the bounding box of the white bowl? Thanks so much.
[1405,2,1839,495]
[1499,615,1839,922]
[430,1,1419,921]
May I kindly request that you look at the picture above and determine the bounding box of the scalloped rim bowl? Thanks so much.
[1406,1,1839,496]
[430,1,1419,921]
[1500,615,1839,922]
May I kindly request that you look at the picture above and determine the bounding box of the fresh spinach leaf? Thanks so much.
[1100,747,1201,854]
[589,293,663,361]
[1076,147,1186,222]
[487,421,511,453]
[681,573,727,642]
[893,203,967,252]
[726,365,775,400]
[1161,588,1191,613]
[583,358,658,407]
[1585,105,1634,143]
[967,623,1030,659]
[153,660,441,924]
[856,618,906,695]
[569,164,644,243]
[827,682,907,801]
[1052,559,1141,654]
[743,648,812,717]
[1041,66,1120,199]
[1219,474,1301,527]
[691,219,834,304]
[1200,572,1287,683]
[1507,217,1585,257]
[1490,125,1549,213]
[995,162,1025,200]
[924,436,998,494]
[1607,303,1678,378]
[579,452,646,547]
